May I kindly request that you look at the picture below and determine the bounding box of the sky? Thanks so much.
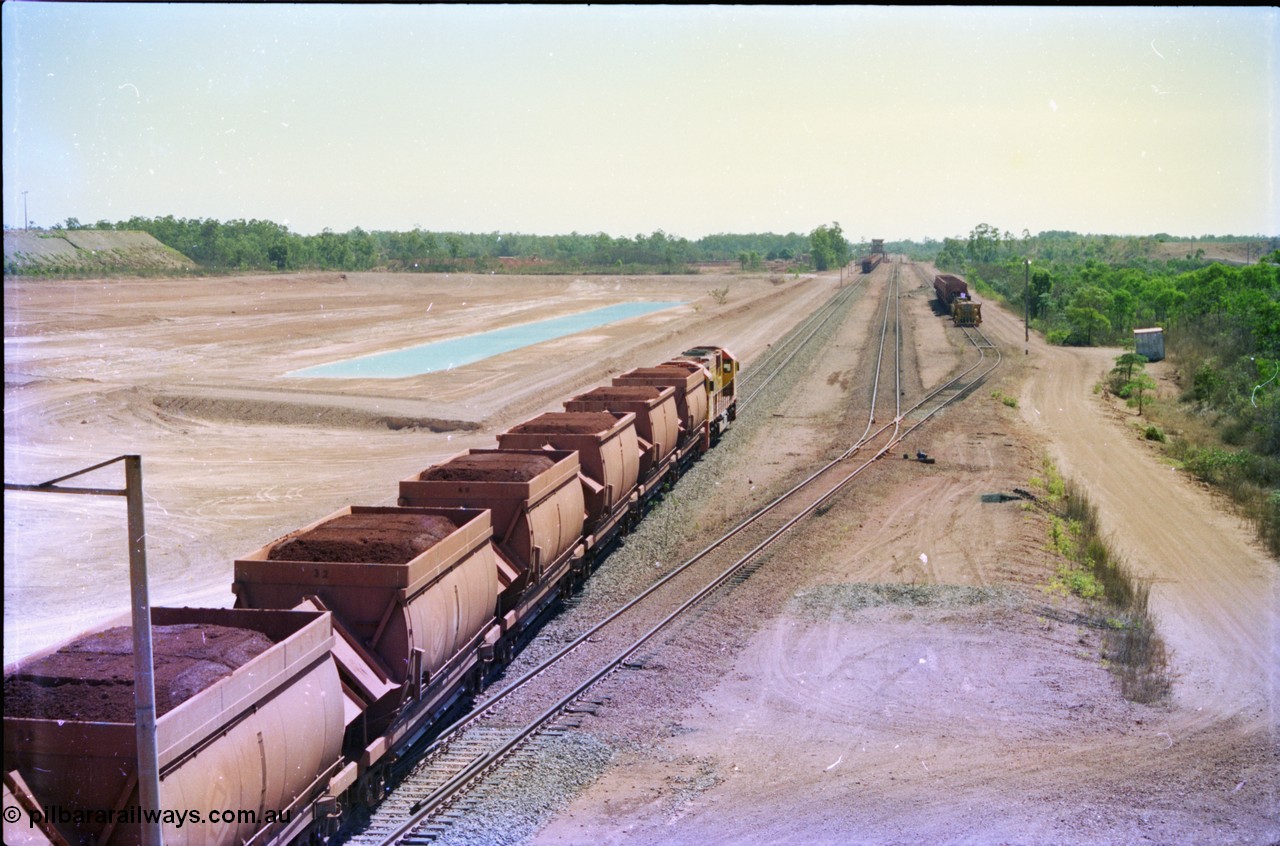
[2,4,1277,242]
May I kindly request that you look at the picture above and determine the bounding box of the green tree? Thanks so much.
[1066,306,1110,345]
[1125,372,1158,415]
[1029,269,1053,319]
[1110,352,1149,395]
[809,222,850,271]
[267,242,289,270]
[1114,352,1149,383]
[966,223,1002,263]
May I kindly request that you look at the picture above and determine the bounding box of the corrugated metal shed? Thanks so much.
[1134,328,1165,362]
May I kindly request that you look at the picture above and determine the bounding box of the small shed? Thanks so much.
[1134,328,1165,362]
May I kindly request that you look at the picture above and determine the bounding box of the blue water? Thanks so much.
[289,301,684,379]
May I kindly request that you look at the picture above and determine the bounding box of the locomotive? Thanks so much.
[933,273,982,327]
[3,345,739,846]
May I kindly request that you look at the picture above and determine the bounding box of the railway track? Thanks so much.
[344,261,1002,846]
[736,269,869,409]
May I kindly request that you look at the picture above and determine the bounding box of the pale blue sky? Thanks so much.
[3,4,1276,241]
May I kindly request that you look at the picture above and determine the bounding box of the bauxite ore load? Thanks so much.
[4,344,743,846]
[266,511,459,564]
[398,449,586,625]
[2,607,343,846]
[4,623,274,722]
[419,452,556,482]
[564,385,680,478]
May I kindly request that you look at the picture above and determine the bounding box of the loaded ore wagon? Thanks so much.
[934,274,982,326]
[934,274,969,308]
[497,411,640,549]
[4,343,744,846]
[398,449,586,638]
[613,365,709,447]
[233,506,502,746]
[4,607,344,846]
[564,385,681,486]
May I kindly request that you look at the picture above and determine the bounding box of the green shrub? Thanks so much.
[1047,329,1072,345]
[1035,469,1172,702]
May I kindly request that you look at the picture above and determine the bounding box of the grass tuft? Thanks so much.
[1038,469,1172,703]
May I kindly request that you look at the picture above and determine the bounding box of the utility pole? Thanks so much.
[1024,258,1031,352]
[22,190,29,230]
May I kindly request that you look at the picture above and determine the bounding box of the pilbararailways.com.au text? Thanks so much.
[6,804,292,829]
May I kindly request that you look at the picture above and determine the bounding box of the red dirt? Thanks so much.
[530,261,1279,845]
[4,265,1274,842]
[570,386,665,403]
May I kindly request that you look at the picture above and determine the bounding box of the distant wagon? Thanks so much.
[934,274,969,307]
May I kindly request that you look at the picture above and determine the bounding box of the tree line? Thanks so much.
[47,217,844,275]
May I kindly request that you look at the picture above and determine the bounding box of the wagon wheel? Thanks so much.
[360,766,387,806]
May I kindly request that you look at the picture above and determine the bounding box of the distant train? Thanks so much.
[3,345,740,846]
[860,253,883,273]
[934,273,982,326]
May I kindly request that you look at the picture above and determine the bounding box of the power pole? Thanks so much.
[23,190,29,230]
[1024,258,1031,351]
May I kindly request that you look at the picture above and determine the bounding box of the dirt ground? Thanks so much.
[2,269,837,663]
[4,265,1276,844]
[528,266,1278,845]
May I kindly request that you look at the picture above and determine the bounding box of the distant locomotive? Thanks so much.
[934,273,982,326]
[860,254,883,273]
[4,345,740,846]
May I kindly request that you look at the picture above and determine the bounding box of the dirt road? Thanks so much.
[1015,315,1278,725]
